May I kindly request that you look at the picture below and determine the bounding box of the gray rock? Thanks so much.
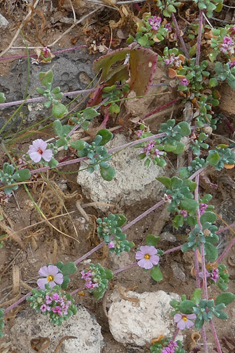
[0,46,96,128]
[107,286,183,346]
[160,231,177,243]
[171,261,186,282]
[77,134,164,209]
[9,305,103,353]
[0,14,9,29]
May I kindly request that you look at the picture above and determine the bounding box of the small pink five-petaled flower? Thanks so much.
[135,245,159,269]
[37,265,63,290]
[28,139,53,163]
[174,312,196,329]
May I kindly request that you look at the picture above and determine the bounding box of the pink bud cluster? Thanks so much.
[40,292,72,316]
[81,270,99,289]
[220,36,234,54]
[162,340,178,353]
[148,16,162,31]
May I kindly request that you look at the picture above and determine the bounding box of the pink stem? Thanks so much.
[0,45,87,62]
[113,263,137,275]
[210,320,222,353]
[171,13,189,58]
[194,248,201,288]
[217,234,235,263]
[143,98,180,120]
[70,285,86,296]
[172,328,180,341]
[164,245,182,255]
[196,10,203,65]
[4,291,32,314]
[201,326,209,353]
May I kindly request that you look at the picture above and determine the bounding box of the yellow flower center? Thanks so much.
[37,147,43,155]
[182,316,188,321]
[47,275,54,282]
[144,254,150,260]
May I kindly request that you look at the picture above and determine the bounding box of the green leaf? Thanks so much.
[61,276,70,290]
[179,300,195,314]
[105,269,113,280]
[167,4,176,13]
[48,157,59,168]
[39,70,53,87]
[100,166,116,181]
[150,265,163,282]
[209,78,218,88]
[156,176,171,189]
[83,107,100,120]
[177,122,191,136]
[173,215,184,229]
[200,211,216,224]
[115,214,127,227]
[0,92,6,103]
[215,292,235,306]
[180,199,198,212]
[180,167,190,179]
[145,234,160,247]
[97,129,113,146]
[192,289,201,304]
[51,87,60,94]
[195,317,204,329]
[14,169,31,182]
[70,140,86,151]
[61,262,77,276]
[52,103,68,118]
[204,242,218,262]
[109,103,120,114]
[36,87,45,95]
[173,141,185,154]
[3,163,14,175]
[206,151,220,166]
[53,120,63,136]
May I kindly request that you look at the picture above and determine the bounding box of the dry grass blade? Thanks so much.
[52,239,58,265]
[12,266,20,296]
[76,201,90,221]
[53,336,77,353]
[0,207,25,249]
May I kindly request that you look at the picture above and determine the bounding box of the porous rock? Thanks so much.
[0,14,9,29]
[77,134,164,209]
[9,305,103,353]
[107,287,183,346]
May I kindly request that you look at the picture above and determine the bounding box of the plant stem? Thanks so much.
[194,248,201,288]
[210,320,223,353]
[122,199,165,231]
[0,88,98,109]
[201,326,209,353]
[172,328,179,341]
[188,165,208,180]
[196,10,203,65]
[4,292,32,314]
[70,285,86,296]
[164,245,182,255]
[217,233,235,263]
[171,13,189,58]
[143,98,180,120]
[0,45,87,62]
[113,263,138,275]
[216,221,235,235]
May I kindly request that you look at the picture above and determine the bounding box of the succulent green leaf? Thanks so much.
[179,300,195,314]
[0,92,6,103]
[83,107,100,120]
[215,292,235,306]
[200,211,217,225]
[14,169,31,182]
[192,289,201,304]
[156,176,171,189]
[150,265,163,282]
[100,166,116,181]
[145,234,160,247]
[204,242,218,262]
[97,129,113,146]
[39,70,53,87]
[70,140,87,151]
[206,151,220,166]
[52,103,68,118]
[61,262,77,276]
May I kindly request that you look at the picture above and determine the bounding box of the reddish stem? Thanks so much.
[171,13,189,58]
[210,320,223,353]
[196,10,203,65]
[143,98,180,120]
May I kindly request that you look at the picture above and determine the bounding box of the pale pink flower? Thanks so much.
[174,313,196,329]
[108,241,115,249]
[40,304,47,312]
[28,139,53,163]
[52,293,60,301]
[135,245,159,269]
[179,78,189,86]
[37,265,63,290]
[52,306,62,316]
[148,16,162,31]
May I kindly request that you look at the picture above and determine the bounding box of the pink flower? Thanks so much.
[211,267,219,283]
[52,306,62,316]
[142,140,156,155]
[136,130,143,137]
[45,295,52,304]
[180,210,188,218]
[28,139,53,163]
[179,78,189,86]
[37,265,63,290]
[52,293,60,301]
[108,241,115,248]
[174,313,196,329]
[40,304,48,312]
[165,23,172,31]
[155,149,164,157]
[81,270,91,279]
[220,36,234,54]
[199,203,208,215]
[42,46,50,58]
[148,16,162,31]
[85,281,99,289]
[162,340,178,353]
[135,245,159,269]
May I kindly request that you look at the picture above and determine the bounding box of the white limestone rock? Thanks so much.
[107,287,183,346]
[9,305,103,353]
[0,14,9,29]
[77,134,164,209]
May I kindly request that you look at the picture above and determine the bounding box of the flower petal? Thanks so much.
[135,250,144,260]
[38,265,50,276]
[138,258,153,269]
[47,264,59,275]
[37,278,48,289]
[187,314,196,320]
[150,255,159,265]
[28,151,42,163]
[185,320,194,329]
[54,273,64,285]
[147,247,158,255]
[33,139,47,151]
[42,149,53,162]
[49,281,56,289]
[174,313,182,323]
[177,319,186,330]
